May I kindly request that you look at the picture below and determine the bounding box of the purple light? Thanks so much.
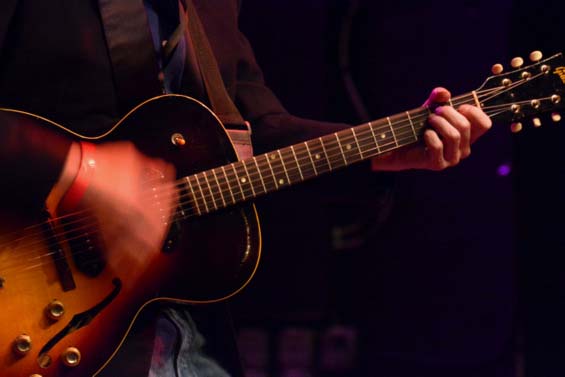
[497,163,512,177]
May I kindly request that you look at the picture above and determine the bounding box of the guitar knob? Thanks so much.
[552,112,562,122]
[533,117,542,127]
[13,334,32,355]
[511,57,524,69]
[529,50,543,62]
[510,122,523,133]
[491,63,504,75]
[61,347,81,367]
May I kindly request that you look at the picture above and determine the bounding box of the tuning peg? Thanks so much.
[511,57,524,69]
[511,122,523,133]
[491,64,504,75]
[552,112,562,122]
[529,50,543,62]
[533,117,542,127]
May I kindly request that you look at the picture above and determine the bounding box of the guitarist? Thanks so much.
[0,0,491,376]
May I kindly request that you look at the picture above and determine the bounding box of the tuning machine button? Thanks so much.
[511,122,523,133]
[552,113,562,122]
[61,347,81,367]
[491,64,504,75]
[529,50,543,62]
[533,117,542,127]
[13,334,32,356]
[511,57,524,69]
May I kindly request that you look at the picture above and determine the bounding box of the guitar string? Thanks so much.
[0,90,482,255]
[0,89,517,271]
[0,85,502,247]
[0,87,511,271]
[0,82,520,251]
[0,84,536,273]
[0,105,510,276]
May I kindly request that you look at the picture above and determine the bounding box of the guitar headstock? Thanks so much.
[476,51,565,132]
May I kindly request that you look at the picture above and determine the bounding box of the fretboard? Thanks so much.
[179,94,475,216]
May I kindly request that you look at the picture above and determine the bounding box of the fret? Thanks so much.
[308,138,331,174]
[323,135,346,169]
[290,146,304,181]
[220,166,236,204]
[335,133,348,165]
[351,128,364,159]
[304,141,318,176]
[201,171,218,210]
[291,144,313,178]
[252,157,268,193]
[406,111,417,140]
[340,129,362,164]
[184,176,202,216]
[448,98,454,107]
[193,174,210,213]
[319,137,333,171]
[263,153,279,189]
[368,121,381,154]
[277,150,292,185]
[231,163,247,200]
[266,152,288,187]
[241,160,257,197]
[211,168,227,208]
[386,117,399,147]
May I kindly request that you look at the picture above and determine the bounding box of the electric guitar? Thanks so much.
[1,52,564,377]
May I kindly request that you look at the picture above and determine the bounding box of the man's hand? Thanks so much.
[54,141,177,276]
[371,87,492,171]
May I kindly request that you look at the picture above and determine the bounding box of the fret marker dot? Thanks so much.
[346,144,352,150]
[279,179,285,185]
[315,154,321,159]
[241,177,247,183]
[270,154,276,160]
[380,133,386,139]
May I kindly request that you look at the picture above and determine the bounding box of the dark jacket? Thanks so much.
[0,0,349,207]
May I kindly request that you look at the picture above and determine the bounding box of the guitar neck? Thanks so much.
[181,92,478,216]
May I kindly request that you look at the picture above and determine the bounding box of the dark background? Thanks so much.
[228,1,564,376]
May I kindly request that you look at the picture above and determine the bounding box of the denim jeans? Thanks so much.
[149,307,231,377]
[99,305,232,377]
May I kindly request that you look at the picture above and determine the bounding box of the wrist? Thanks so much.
[46,141,96,215]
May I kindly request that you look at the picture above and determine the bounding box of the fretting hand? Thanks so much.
[371,87,492,171]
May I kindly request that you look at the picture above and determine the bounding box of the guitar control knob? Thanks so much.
[45,300,65,321]
[511,57,524,69]
[61,347,81,367]
[529,50,543,62]
[13,334,32,355]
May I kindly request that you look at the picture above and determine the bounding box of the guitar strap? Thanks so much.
[173,0,253,160]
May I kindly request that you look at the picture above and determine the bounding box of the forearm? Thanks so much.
[0,111,72,209]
